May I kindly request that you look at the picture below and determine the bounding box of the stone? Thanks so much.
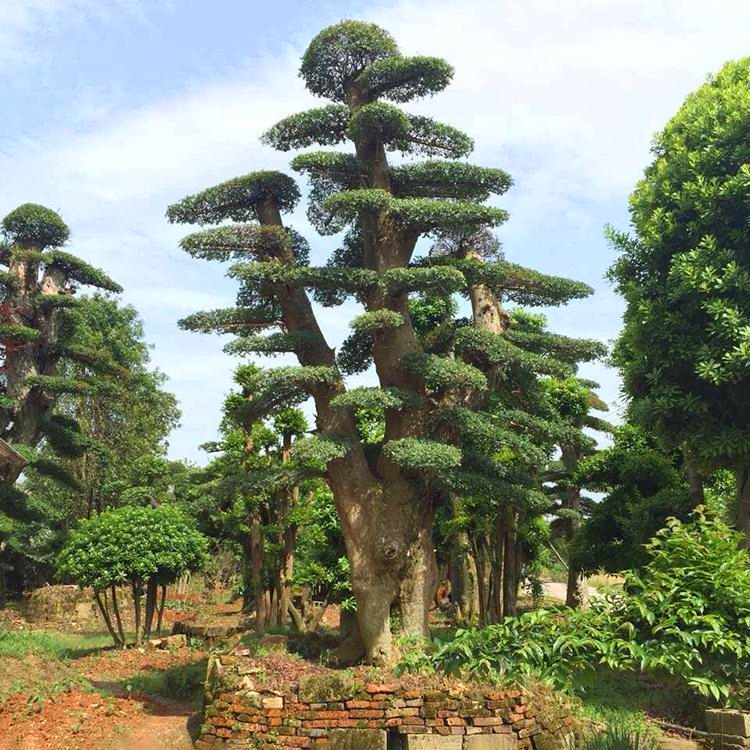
[706,711,750,738]
[404,735,463,749]
[298,672,362,703]
[465,736,518,750]
[328,728,387,749]
[533,733,573,750]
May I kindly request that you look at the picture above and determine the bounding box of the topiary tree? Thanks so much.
[57,504,208,646]
[608,58,750,545]
[0,204,122,488]
[169,20,594,664]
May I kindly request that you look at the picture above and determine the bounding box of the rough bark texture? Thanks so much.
[735,467,750,550]
[684,449,705,509]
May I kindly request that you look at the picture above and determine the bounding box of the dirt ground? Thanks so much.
[0,593,221,750]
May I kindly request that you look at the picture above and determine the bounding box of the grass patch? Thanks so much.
[118,658,207,708]
[0,630,114,660]
[575,669,704,730]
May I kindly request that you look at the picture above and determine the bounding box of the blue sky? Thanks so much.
[2,0,749,462]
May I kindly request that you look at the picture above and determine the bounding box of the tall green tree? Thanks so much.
[0,204,121,485]
[0,205,122,600]
[169,21,593,664]
[608,58,750,545]
[23,295,179,518]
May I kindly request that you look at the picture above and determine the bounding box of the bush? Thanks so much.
[58,504,208,646]
[424,510,750,707]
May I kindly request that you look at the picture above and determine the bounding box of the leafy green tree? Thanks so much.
[22,296,180,517]
[169,21,593,664]
[574,425,692,573]
[0,205,121,484]
[608,58,750,544]
[58,504,208,646]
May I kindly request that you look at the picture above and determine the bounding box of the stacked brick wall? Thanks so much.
[197,653,587,750]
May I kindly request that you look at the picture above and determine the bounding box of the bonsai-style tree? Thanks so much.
[0,204,121,487]
[169,21,593,664]
[196,364,310,634]
[58,504,208,646]
[543,374,610,607]
[608,58,750,545]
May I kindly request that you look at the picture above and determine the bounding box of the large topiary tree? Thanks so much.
[608,58,750,545]
[0,204,122,487]
[169,20,593,664]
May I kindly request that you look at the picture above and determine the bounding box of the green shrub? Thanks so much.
[584,726,659,750]
[58,504,208,646]
[425,510,750,707]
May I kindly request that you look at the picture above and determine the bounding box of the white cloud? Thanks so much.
[3,0,750,458]
[0,0,155,69]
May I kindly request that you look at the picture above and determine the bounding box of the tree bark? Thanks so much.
[143,579,157,641]
[250,514,266,634]
[132,580,143,646]
[735,467,750,549]
[95,590,123,647]
[684,449,705,508]
[502,511,518,618]
[110,585,125,645]
[156,584,167,635]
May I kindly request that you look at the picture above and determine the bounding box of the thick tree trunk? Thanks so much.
[735,467,750,549]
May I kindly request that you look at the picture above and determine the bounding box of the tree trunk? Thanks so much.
[250,514,266,634]
[502,511,518,618]
[132,580,143,646]
[684,450,705,508]
[110,585,125,645]
[735,467,750,549]
[491,513,505,623]
[156,584,167,635]
[143,579,157,642]
[95,590,123,647]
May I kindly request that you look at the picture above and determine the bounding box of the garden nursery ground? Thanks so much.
[0,582,710,750]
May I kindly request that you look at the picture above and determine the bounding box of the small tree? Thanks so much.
[58,504,208,646]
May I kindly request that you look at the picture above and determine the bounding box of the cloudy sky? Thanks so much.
[2,0,749,462]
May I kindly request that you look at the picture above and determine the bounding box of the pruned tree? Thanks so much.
[169,21,594,664]
[0,205,122,601]
[0,204,121,488]
[543,374,610,607]
[58,504,208,646]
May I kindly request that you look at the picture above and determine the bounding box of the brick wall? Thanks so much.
[197,653,588,750]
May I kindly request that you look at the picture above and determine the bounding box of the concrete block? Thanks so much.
[465,735,518,750]
[404,735,463,750]
[706,711,750,738]
[329,728,388,750]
